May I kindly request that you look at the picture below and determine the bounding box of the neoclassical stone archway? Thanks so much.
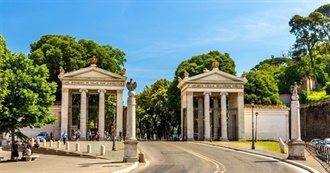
[177,61,247,141]
[58,58,126,140]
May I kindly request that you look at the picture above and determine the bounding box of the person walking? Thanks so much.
[62,131,68,144]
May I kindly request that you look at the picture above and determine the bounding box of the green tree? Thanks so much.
[289,11,329,89]
[244,67,282,105]
[0,35,9,111]
[0,39,57,159]
[136,79,172,140]
[29,35,126,100]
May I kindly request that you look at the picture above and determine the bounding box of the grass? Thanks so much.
[211,141,282,154]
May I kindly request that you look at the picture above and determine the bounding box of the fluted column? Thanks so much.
[79,88,88,140]
[221,92,228,141]
[197,97,203,140]
[98,89,106,139]
[203,91,211,141]
[61,88,69,135]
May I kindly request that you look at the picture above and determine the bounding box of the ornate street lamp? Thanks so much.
[255,112,258,143]
[251,100,255,150]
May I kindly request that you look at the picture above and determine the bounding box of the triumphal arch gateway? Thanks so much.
[58,58,126,140]
[177,61,247,141]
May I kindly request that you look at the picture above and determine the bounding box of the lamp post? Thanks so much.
[251,100,255,150]
[255,112,258,143]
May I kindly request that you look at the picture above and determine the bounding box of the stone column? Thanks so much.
[187,92,194,141]
[116,90,123,137]
[61,88,69,135]
[127,91,137,141]
[213,98,219,140]
[203,91,211,141]
[68,93,73,137]
[197,97,203,140]
[98,89,106,140]
[285,114,289,141]
[288,82,305,160]
[79,88,88,140]
[220,92,228,141]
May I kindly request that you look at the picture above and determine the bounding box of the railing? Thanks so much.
[306,142,330,164]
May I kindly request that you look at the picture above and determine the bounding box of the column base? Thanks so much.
[287,140,306,160]
[124,140,138,162]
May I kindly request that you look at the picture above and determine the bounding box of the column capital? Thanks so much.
[62,88,69,93]
[79,88,88,93]
[98,89,107,93]
[203,91,212,96]
[220,92,228,96]
[117,89,123,94]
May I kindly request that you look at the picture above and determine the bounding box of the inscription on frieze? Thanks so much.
[63,81,124,86]
[189,84,243,89]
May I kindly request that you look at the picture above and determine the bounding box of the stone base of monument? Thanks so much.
[287,140,306,160]
[123,140,139,162]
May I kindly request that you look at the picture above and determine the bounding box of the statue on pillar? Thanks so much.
[287,82,305,160]
[124,78,139,162]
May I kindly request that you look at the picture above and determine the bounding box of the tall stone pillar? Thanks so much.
[98,89,106,139]
[203,91,211,141]
[213,98,219,140]
[61,88,69,135]
[68,92,73,137]
[116,90,123,137]
[221,92,228,141]
[187,92,194,141]
[181,93,187,140]
[79,88,88,140]
[197,97,203,140]
[237,92,245,141]
[124,79,138,162]
[288,82,305,160]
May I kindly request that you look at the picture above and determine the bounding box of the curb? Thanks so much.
[199,142,319,173]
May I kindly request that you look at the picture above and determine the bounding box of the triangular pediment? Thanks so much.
[59,65,126,81]
[177,68,247,89]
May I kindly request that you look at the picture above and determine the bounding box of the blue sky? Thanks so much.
[1,0,329,101]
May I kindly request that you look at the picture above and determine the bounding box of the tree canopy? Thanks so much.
[29,35,127,100]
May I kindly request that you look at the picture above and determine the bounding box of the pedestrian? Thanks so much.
[87,129,92,141]
[62,131,68,144]
[96,131,100,141]
[50,131,53,141]
[12,140,19,161]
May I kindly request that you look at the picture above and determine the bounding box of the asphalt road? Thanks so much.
[135,141,310,173]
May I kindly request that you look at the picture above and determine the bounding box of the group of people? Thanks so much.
[12,139,38,161]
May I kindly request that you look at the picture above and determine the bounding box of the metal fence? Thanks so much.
[306,142,330,164]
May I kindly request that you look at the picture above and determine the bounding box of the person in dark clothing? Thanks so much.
[12,141,19,161]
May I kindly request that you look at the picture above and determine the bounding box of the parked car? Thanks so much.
[36,132,50,142]
[311,138,321,144]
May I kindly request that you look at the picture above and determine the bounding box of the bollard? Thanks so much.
[49,140,53,148]
[43,139,46,147]
[87,144,92,153]
[66,142,70,150]
[139,152,145,163]
[31,138,35,147]
[75,143,80,152]
[37,138,40,146]
[57,140,61,148]
[100,145,105,155]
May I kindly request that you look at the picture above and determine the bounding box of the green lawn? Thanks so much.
[210,141,282,154]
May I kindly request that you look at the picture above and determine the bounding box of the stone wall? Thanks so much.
[300,100,330,141]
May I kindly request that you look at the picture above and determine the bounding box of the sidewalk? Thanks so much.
[0,140,138,173]
[201,141,329,173]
